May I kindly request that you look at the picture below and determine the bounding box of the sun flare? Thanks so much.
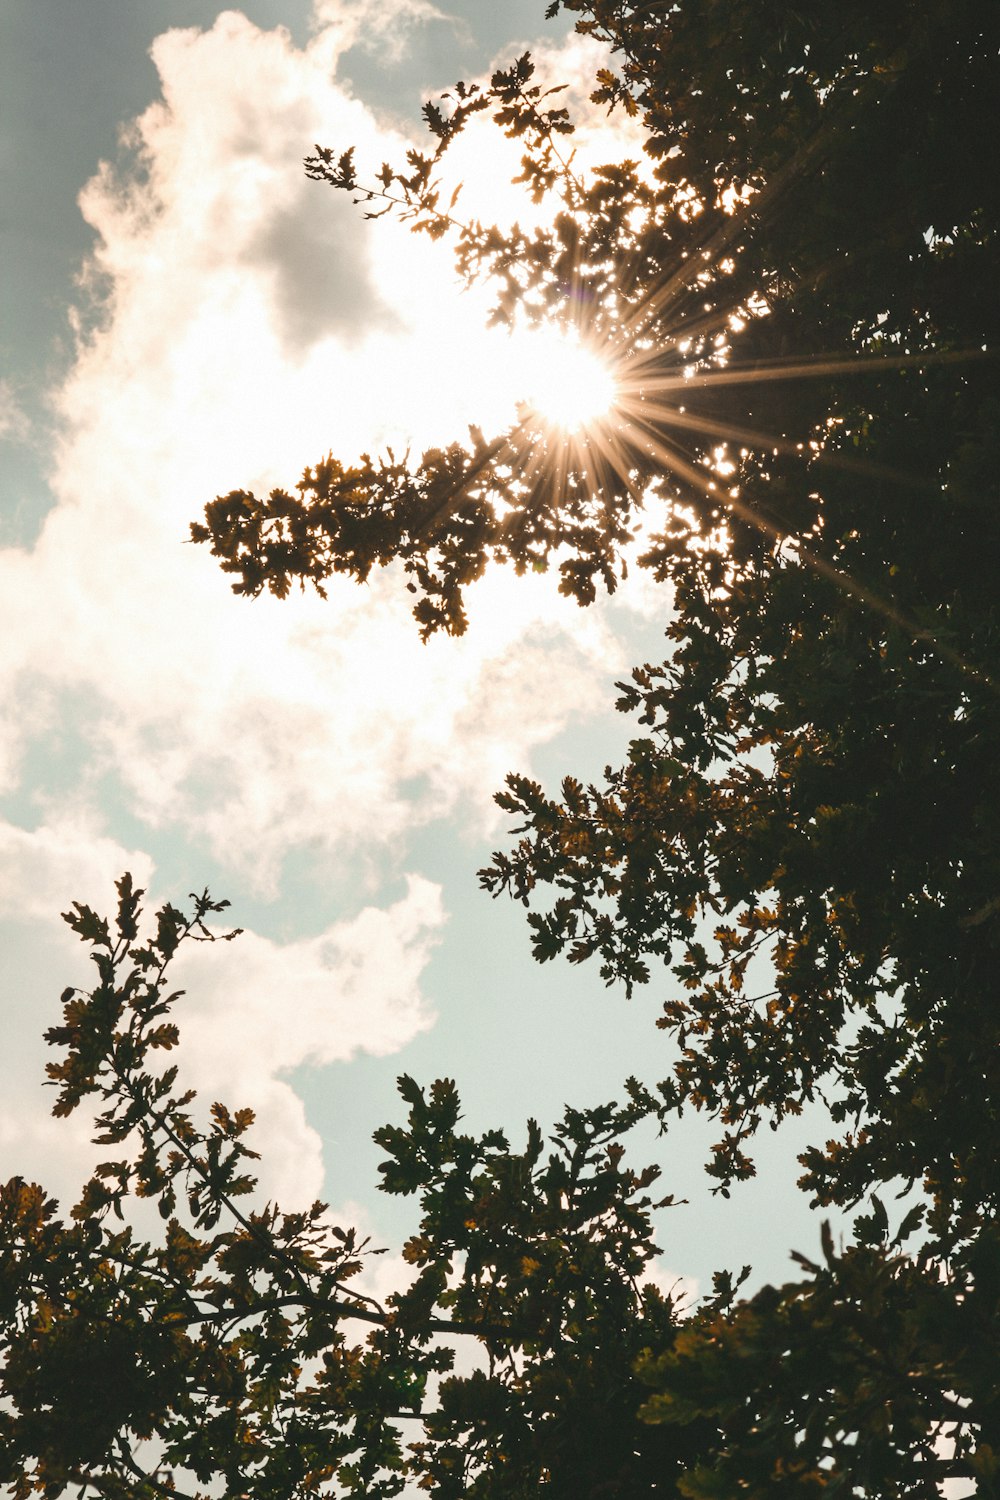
[519,328,618,432]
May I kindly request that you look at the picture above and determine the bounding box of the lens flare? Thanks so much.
[521,329,617,431]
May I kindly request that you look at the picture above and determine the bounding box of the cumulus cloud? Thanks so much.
[0,813,154,926]
[0,6,641,891]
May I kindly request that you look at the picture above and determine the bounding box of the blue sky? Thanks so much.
[0,0,841,1309]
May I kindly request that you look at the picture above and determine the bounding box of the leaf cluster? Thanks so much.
[2,887,705,1498]
[190,428,640,639]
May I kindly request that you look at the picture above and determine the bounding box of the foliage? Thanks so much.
[1,878,702,1498]
[4,0,1000,1495]
[638,1220,1000,1499]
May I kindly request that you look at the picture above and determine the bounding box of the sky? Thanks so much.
[0,0,845,1320]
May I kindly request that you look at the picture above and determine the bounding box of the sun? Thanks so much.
[518,327,618,431]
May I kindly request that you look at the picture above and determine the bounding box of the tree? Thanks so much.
[4,0,999,1495]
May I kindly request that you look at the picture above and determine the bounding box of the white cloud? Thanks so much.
[0,813,154,927]
[0,7,640,891]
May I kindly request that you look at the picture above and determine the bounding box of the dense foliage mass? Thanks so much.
[3,1,999,1495]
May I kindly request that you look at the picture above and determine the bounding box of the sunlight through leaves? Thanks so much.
[518,327,618,432]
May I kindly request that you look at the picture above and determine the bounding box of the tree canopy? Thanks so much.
[4,1,1000,1496]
